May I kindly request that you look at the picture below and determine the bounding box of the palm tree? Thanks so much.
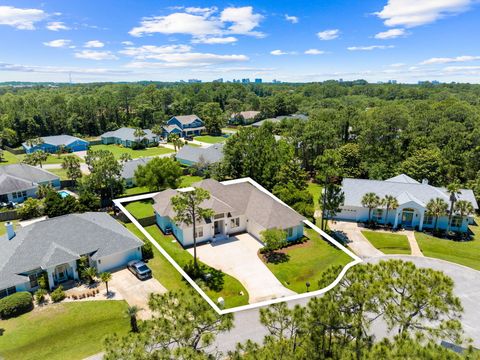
[61,155,82,181]
[25,137,44,149]
[119,153,132,164]
[125,305,141,333]
[168,133,183,152]
[82,266,97,284]
[383,195,399,227]
[151,124,164,142]
[454,200,474,232]
[133,127,147,146]
[426,198,448,232]
[100,272,112,295]
[36,183,54,199]
[361,192,381,224]
[446,182,461,231]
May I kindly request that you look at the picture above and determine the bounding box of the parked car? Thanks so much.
[127,260,152,280]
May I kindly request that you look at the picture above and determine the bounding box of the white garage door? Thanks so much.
[97,248,142,273]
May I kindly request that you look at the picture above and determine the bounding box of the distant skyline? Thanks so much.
[1,0,480,83]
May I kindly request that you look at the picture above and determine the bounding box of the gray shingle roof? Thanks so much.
[121,157,154,179]
[252,114,308,127]
[0,164,59,195]
[153,179,305,229]
[172,115,201,125]
[231,111,260,120]
[342,174,479,209]
[0,212,143,289]
[22,135,88,150]
[100,127,157,142]
[175,144,224,165]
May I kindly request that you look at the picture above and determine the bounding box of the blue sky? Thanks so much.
[1,0,480,83]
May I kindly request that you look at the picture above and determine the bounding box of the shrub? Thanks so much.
[0,292,34,319]
[183,261,224,292]
[142,242,154,260]
[260,228,288,253]
[38,272,49,290]
[35,288,47,305]
[50,286,66,303]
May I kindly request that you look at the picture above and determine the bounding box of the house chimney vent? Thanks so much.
[5,221,15,240]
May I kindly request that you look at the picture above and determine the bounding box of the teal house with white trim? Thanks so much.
[152,178,305,248]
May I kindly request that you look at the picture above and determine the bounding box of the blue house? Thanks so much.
[163,115,205,138]
[22,135,89,154]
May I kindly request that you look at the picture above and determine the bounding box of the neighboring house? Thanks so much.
[0,164,60,203]
[335,174,478,232]
[164,115,205,138]
[153,178,305,247]
[229,111,261,125]
[0,212,143,298]
[101,127,158,148]
[121,157,153,187]
[252,114,308,127]
[22,135,89,154]
[175,143,224,167]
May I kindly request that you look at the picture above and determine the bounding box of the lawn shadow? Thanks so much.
[264,251,290,264]
[0,328,4,336]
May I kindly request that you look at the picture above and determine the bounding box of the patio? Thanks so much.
[188,233,296,303]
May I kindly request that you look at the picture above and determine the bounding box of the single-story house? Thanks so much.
[22,135,89,154]
[0,164,60,203]
[335,174,479,232]
[101,127,158,148]
[252,114,308,127]
[0,212,143,298]
[175,143,224,167]
[153,178,305,247]
[164,115,205,138]
[229,111,261,125]
[121,157,153,187]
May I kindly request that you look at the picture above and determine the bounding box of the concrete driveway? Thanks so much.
[109,268,167,319]
[328,220,384,258]
[189,234,296,303]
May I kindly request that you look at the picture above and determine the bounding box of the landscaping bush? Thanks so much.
[50,286,66,303]
[0,292,34,319]
[183,261,224,292]
[38,272,49,290]
[142,242,154,260]
[35,289,47,305]
[260,228,288,253]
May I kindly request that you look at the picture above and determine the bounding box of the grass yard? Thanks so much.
[361,230,411,254]
[179,175,203,188]
[194,135,227,144]
[123,186,151,196]
[124,199,154,219]
[0,220,19,236]
[415,219,480,271]
[90,144,174,159]
[263,228,353,293]
[144,225,249,308]
[0,151,21,166]
[47,167,69,180]
[123,222,188,292]
[307,182,322,210]
[0,300,129,360]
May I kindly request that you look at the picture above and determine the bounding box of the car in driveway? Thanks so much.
[127,260,152,280]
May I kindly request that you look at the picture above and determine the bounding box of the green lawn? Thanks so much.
[415,219,480,270]
[123,222,188,292]
[263,229,353,293]
[0,151,21,166]
[179,175,203,188]
[47,167,69,180]
[194,135,226,144]
[90,144,174,159]
[307,182,322,210]
[123,186,151,196]
[0,220,19,236]
[124,199,154,219]
[361,230,411,254]
[144,225,249,308]
[0,301,129,360]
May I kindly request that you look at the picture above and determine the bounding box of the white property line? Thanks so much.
[114,178,362,315]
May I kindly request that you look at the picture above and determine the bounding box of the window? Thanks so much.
[286,227,293,238]
[451,216,463,228]
[373,209,383,221]
[195,227,204,238]
[22,191,27,198]
[29,273,40,288]
[230,218,240,229]
[0,286,16,299]
[424,215,433,226]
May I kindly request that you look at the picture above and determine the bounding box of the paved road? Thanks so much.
[329,221,384,258]
[84,255,480,359]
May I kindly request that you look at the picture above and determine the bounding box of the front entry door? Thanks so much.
[214,220,222,235]
[401,211,414,227]
[55,265,68,283]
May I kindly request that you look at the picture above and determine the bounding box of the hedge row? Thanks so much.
[0,292,33,319]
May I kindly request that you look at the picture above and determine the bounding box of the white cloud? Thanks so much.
[270,50,297,56]
[75,50,118,60]
[374,28,406,39]
[130,6,264,38]
[119,44,192,58]
[46,21,69,31]
[304,49,325,55]
[0,62,130,75]
[192,36,238,44]
[84,40,105,48]
[317,29,340,40]
[375,0,474,28]
[420,55,480,65]
[122,41,134,46]
[126,52,248,69]
[43,39,72,48]
[0,5,47,30]
[443,65,480,72]
[389,62,406,67]
[285,14,299,24]
[220,6,264,37]
[347,45,395,51]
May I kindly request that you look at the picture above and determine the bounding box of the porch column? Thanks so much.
[47,270,55,290]
[418,211,425,231]
[393,209,399,229]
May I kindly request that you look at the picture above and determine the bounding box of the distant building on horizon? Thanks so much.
[254,78,262,83]
[213,78,223,83]
[242,78,250,84]
[188,79,202,83]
